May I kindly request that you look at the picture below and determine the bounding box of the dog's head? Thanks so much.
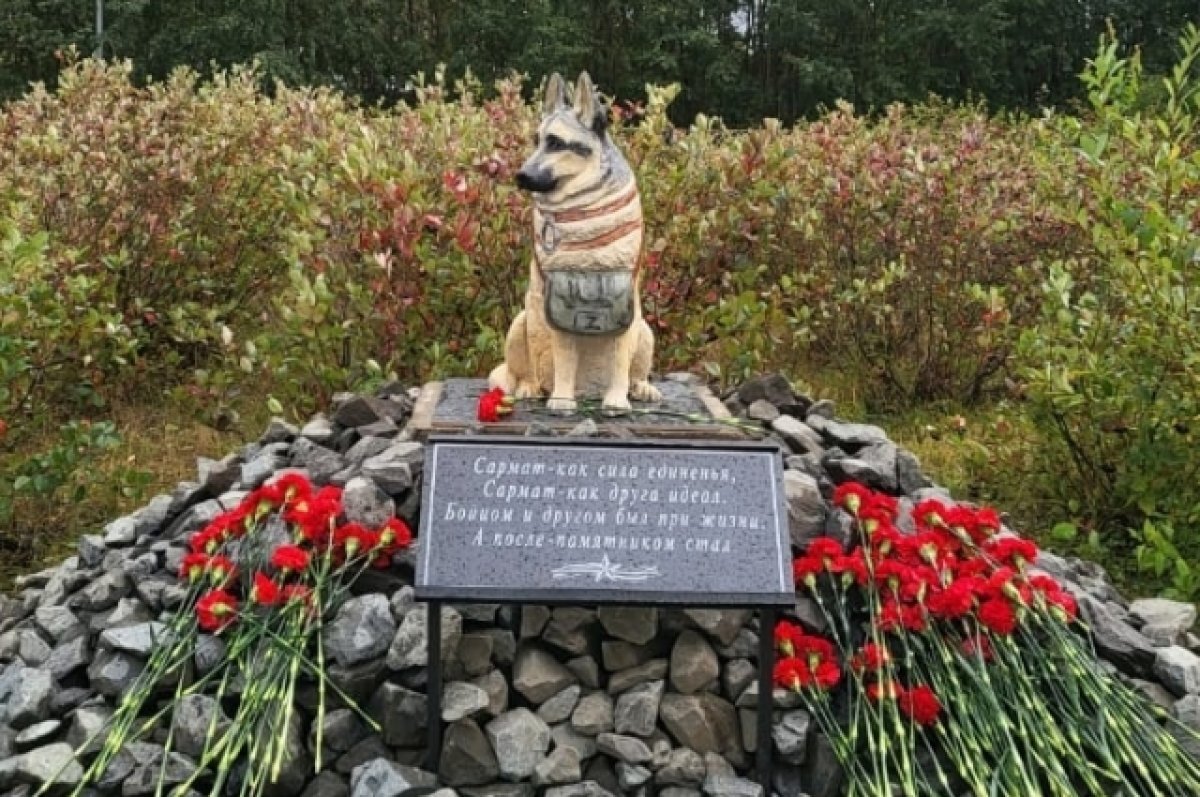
[516,72,612,201]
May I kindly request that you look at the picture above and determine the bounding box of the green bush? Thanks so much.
[1018,26,1200,598]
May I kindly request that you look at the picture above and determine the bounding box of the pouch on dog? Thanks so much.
[543,269,635,336]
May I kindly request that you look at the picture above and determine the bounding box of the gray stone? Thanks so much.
[1171,694,1200,758]
[116,745,197,796]
[1131,679,1177,712]
[302,417,336,444]
[14,720,60,751]
[1154,646,1200,696]
[597,607,657,645]
[702,775,762,797]
[335,737,389,776]
[538,685,582,725]
[171,694,230,759]
[457,633,496,677]
[342,477,396,531]
[198,455,241,495]
[660,789,703,797]
[747,400,781,423]
[596,733,652,764]
[1078,592,1157,677]
[799,733,844,797]
[460,786,533,797]
[608,659,669,696]
[771,417,824,456]
[34,607,85,644]
[738,375,795,407]
[723,659,757,703]
[703,752,735,780]
[349,758,436,797]
[670,631,719,695]
[542,608,594,657]
[99,621,169,657]
[7,743,82,787]
[895,448,931,493]
[325,595,396,668]
[773,709,811,764]
[1130,599,1197,636]
[656,748,706,786]
[262,417,300,444]
[335,396,406,428]
[78,535,107,568]
[6,668,52,729]
[571,691,614,736]
[241,449,286,490]
[1142,622,1186,647]
[444,681,493,722]
[614,680,664,738]
[301,772,349,797]
[290,438,348,484]
[551,724,598,761]
[659,693,742,763]
[804,415,888,448]
[311,709,368,756]
[441,719,501,786]
[387,604,462,671]
[683,609,751,647]
[194,634,226,676]
[45,636,90,681]
[513,645,576,704]
[107,597,154,630]
[473,669,509,718]
[566,656,601,689]
[534,746,582,786]
[520,606,551,639]
[543,783,615,797]
[17,631,50,667]
[601,641,650,672]
[368,683,426,747]
[103,516,139,547]
[362,442,424,494]
[69,571,130,612]
[826,445,897,492]
[67,706,111,755]
[486,709,551,781]
[615,761,652,789]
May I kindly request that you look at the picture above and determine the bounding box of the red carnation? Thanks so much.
[985,537,1038,569]
[197,589,239,632]
[927,579,977,620]
[282,584,313,606]
[914,499,950,529]
[832,482,873,515]
[477,387,512,422]
[207,555,236,585]
[774,621,806,658]
[960,635,995,662]
[333,523,379,560]
[807,538,844,563]
[271,544,311,573]
[792,556,821,588]
[978,597,1018,635]
[851,642,891,673]
[773,658,812,692]
[866,492,899,519]
[179,552,210,583]
[867,680,903,703]
[272,472,313,503]
[814,660,842,690]
[899,684,942,726]
[975,507,1002,536]
[380,517,413,550]
[250,572,281,606]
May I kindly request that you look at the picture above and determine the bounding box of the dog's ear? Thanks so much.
[543,73,569,114]
[573,72,607,134]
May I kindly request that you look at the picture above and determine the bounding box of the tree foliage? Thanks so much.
[1,1,1195,123]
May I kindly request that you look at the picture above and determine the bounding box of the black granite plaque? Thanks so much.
[415,435,794,605]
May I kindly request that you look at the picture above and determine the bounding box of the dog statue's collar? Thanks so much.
[535,183,641,256]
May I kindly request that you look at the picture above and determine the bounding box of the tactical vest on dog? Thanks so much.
[534,184,642,337]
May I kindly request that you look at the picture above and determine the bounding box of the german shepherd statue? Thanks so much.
[488,72,661,413]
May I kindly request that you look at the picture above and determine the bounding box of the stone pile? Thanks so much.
[0,374,1196,797]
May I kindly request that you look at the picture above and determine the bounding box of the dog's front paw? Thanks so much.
[630,380,662,403]
[547,396,577,414]
[514,381,540,400]
[601,392,633,415]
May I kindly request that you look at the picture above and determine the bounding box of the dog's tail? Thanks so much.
[488,363,514,392]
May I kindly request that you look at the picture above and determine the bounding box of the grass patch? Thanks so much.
[0,396,273,590]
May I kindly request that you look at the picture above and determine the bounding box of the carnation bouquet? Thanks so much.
[775,482,1200,797]
[52,472,413,797]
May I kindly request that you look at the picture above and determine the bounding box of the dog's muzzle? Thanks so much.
[516,167,558,193]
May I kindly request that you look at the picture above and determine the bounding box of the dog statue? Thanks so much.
[488,72,661,413]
